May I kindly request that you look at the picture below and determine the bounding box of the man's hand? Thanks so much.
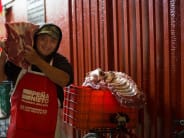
[24,45,70,87]
[24,45,41,65]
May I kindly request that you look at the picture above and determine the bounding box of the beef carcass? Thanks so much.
[4,22,39,69]
[82,68,146,108]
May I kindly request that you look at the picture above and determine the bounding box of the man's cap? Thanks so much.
[37,24,61,40]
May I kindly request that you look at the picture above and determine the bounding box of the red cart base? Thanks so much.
[63,85,139,130]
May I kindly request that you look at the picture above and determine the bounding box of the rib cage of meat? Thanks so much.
[4,22,39,69]
[82,68,146,108]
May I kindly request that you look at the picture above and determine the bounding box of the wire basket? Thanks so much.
[63,85,139,130]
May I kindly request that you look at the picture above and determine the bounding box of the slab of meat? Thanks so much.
[4,22,39,69]
[82,68,146,108]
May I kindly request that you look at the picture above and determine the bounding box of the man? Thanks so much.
[5,23,73,138]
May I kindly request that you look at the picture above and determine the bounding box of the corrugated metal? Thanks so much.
[181,0,184,123]
[69,0,115,85]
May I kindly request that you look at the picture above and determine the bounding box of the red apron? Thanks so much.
[7,71,58,138]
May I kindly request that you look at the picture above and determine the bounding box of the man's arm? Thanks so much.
[24,45,70,87]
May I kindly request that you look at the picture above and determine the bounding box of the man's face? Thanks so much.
[36,34,58,56]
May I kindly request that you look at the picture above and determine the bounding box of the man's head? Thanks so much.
[33,24,62,60]
[36,24,61,40]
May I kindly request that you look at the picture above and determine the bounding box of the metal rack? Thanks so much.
[63,85,139,138]
[83,113,138,138]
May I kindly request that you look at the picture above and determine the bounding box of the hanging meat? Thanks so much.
[4,22,39,69]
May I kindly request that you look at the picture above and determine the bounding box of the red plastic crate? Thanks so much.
[63,85,138,130]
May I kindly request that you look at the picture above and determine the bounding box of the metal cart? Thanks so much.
[63,85,139,138]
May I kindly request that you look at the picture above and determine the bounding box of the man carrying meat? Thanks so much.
[3,23,74,138]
